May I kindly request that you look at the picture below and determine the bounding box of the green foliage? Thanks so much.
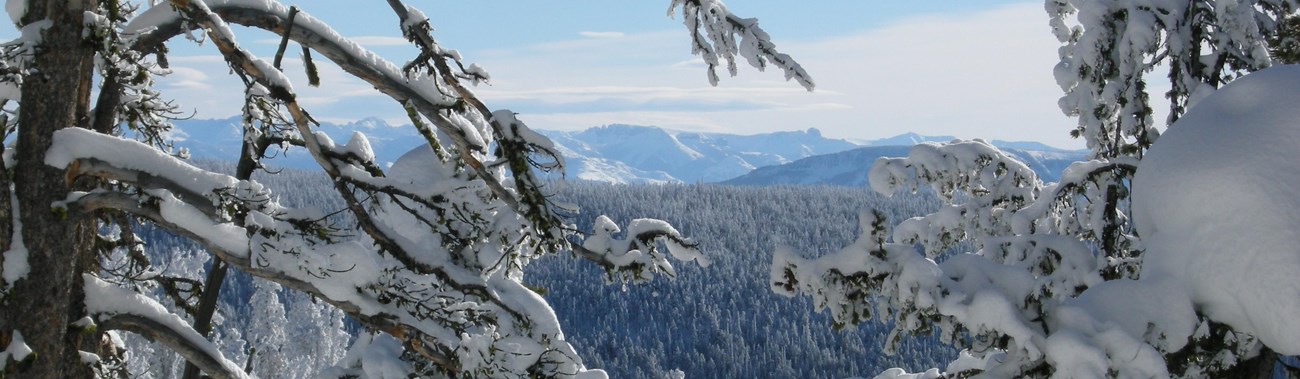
[1269,14,1300,64]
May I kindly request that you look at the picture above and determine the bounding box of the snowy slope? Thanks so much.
[538,125,859,183]
[854,132,957,147]
[722,146,914,186]
[725,143,1086,186]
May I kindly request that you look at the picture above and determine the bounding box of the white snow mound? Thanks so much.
[1134,64,1300,355]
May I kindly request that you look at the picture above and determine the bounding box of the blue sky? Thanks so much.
[8,1,1120,149]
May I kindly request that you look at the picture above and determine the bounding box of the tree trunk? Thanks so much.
[0,1,100,378]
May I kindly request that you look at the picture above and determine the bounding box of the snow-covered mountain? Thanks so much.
[169,118,1082,186]
[853,132,957,147]
[171,119,860,183]
[538,125,859,183]
[724,142,1087,186]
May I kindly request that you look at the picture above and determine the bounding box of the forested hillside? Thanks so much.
[126,163,953,378]
[537,182,951,378]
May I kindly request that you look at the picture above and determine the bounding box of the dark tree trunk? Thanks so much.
[0,1,100,378]
[182,132,268,379]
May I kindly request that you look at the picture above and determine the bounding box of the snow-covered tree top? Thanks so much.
[1135,64,1300,356]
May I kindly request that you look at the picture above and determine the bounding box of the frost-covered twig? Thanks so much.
[669,0,814,90]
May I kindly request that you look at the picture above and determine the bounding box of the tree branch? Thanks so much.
[99,314,246,379]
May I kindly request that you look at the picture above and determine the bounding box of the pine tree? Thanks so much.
[773,1,1300,377]
[0,0,808,377]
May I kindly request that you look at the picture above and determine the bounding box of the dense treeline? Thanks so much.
[130,162,953,378]
[533,182,952,378]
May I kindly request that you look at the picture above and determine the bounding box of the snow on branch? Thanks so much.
[40,1,716,376]
[775,139,1174,376]
[130,0,576,253]
[47,127,553,376]
[868,140,1041,254]
[669,0,815,90]
[576,215,708,283]
[85,275,249,379]
[1048,0,1296,158]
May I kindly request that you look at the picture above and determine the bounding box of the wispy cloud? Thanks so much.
[148,3,1095,149]
[578,31,625,39]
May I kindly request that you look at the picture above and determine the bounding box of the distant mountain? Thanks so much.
[172,119,858,183]
[722,146,914,186]
[170,118,1082,186]
[172,116,426,169]
[538,125,859,183]
[724,143,1087,186]
[855,132,958,147]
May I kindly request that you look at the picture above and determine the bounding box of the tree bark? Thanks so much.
[0,1,100,378]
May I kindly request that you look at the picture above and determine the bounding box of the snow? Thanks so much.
[72,316,96,329]
[401,4,427,30]
[78,351,101,364]
[250,56,293,93]
[2,190,27,290]
[323,332,413,379]
[581,215,707,282]
[0,81,19,103]
[944,349,1003,374]
[46,128,245,200]
[343,131,375,163]
[5,0,23,26]
[1044,279,1195,377]
[626,218,709,267]
[10,19,50,60]
[0,329,31,370]
[871,367,942,379]
[150,188,251,258]
[1134,64,1300,355]
[84,274,250,378]
[360,333,410,379]
[45,128,260,257]
[123,0,460,111]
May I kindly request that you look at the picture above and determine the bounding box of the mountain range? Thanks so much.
[537,125,857,183]
[723,143,1082,186]
[169,117,1086,186]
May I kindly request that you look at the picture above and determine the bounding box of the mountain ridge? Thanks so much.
[169,118,1083,185]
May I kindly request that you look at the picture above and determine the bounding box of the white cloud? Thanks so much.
[578,31,625,39]
[161,67,212,90]
[147,2,1111,149]
[470,2,1093,148]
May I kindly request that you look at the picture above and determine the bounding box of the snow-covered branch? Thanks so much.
[1048,0,1296,158]
[85,275,249,379]
[777,139,1161,376]
[130,0,574,254]
[669,0,814,90]
[49,121,563,376]
[31,2,715,375]
[574,215,709,283]
[868,140,1042,254]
